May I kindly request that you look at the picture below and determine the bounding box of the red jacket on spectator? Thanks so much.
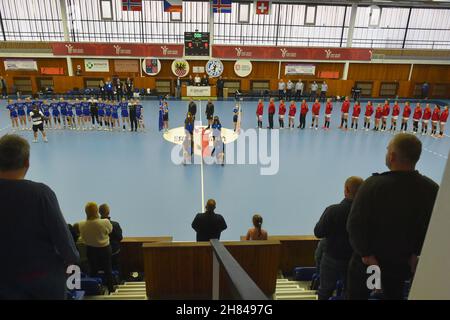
[431,108,441,121]
[403,105,411,118]
[413,107,422,120]
[392,104,400,117]
[279,103,286,115]
[440,109,449,123]
[312,102,321,116]
[352,104,361,117]
[341,101,350,113]
[256,103,264,116]
[365,104,374,117]
[422,107,432,120]
[268,102,276,115]
[383,104,390,117]
[300,103,309,116]
[325,102,333,115]
[375,107,383,119]
[289,104,296,117]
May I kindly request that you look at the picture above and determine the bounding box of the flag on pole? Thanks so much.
[164,0,183,13]
[213,0,232,13]
[158,100,164,131]
[255,1,271,15]
[122,0,142,11]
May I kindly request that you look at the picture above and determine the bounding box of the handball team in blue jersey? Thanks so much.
[6,96,146,137]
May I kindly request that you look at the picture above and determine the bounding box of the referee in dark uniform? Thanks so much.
[205,99,214,129]
[90,99,99,129]
[129,101,137,132]
[188,98,197,120]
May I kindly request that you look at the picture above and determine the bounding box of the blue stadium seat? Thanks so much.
[80,277,103,296]
[67,290,85,300]
[293,267,317,281]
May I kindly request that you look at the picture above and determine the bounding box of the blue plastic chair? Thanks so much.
[293,267,317,281]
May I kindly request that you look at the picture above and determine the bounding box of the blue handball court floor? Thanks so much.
[1,98,449,241]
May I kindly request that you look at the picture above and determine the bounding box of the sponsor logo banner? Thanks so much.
[40,67,65,75]
[234,60,252,77]
[213,45,372,61]
[285,64,316,75]
[52,43,183,58]
[84,59,110,72]
[114,59,139,73]
[186,86,211,97]
[4,59,38,71]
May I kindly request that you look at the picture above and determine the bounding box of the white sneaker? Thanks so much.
[44,138,48,143]
[33,139,38,143]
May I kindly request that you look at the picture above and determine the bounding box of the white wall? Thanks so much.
[409,151,450,300]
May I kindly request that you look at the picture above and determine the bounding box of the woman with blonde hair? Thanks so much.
[246,214,268,240]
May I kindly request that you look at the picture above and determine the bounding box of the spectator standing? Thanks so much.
[346,133,439,300]
[216,76,224,100]
[295,80,304,101]
[286,80,294,101]
[0,76,7,98]
[188,98,197,120]
[245,214,268,240]
[0,135,79,299]
[125,77,133,100]
[192,199,227,241]
[201,75,209,86]
[421,82,429,100]
[320,81,328,102]
[314,176,364,300]
[76,202,114,292]
[278,79,286,100]
[176,77,182,99]
[194,74,201,86]
[99,80,106,100]
[99,204,123,273]
[310,81,318,102]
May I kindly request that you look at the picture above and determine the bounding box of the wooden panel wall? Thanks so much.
[119,236,173,277]
[143,241,280,299]
[347,63,411,81]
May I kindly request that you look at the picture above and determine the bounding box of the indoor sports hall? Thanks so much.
[0,0,450,302]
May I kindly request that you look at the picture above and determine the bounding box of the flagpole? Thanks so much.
[209,0,214,59]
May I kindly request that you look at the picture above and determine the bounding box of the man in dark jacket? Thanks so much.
[192,199,227,242]
[314,176,364,300]
[346,133,439,300]
[188,98,197,120]
[205,99,214,129]
[99,204,123,272]
[216,76,224,100]
[129,101,137,132]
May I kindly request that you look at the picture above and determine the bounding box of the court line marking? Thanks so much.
[423,147,448,160]
[0,125,11,132]
[199,100,205,211]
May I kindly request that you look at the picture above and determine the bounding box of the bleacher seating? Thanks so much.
[293,267,317,281]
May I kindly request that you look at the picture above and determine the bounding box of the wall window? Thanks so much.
[100,0,113,20]
[304,5,317,25]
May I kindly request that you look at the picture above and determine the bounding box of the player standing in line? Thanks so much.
[90,98,99,130]
[81,97,91,130]
[439,105,448,138]
[350,101,361,131]
[73,98,82,130]
[430,105,441,137]
[323,98,332,130]
[163,101,169,132]
[339,96,350,130]
[268,98,276,129]
[104,100,112,131]
[30,104,48,143]
[111,100,120,131]
[374,104,383,131]
[412,103,422,134]
[311,99,320,130]
[7,99,19,131]
[288,100,296,129]
[380,100,390,132]
[120,98,129,131]
[421,103,432,135]
[205,99,214,129]
[256,99,264,129]
[51,99,61,129]
[59,97,68,129]
[97,98,105,130]
[389,100,400,132]
[183,112,195,165]
[136,100,145,132]
[233,103,240,132]
[15,98,27,130]
[278,99,286,128]
[400,101,411,133]
[298,99,308,129]
[41,100,51,129]
[25,97,33,129]
[66,100,75,130]
[363,101,373,131]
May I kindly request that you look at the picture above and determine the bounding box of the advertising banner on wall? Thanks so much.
[84,59,110,72]
[213,45,372,61]
[40,67,64,75]
[52,42,184,58]
[114,59,139,73]
[285,64,316,75]
[4,59,38,71]
[234,60,252,77]
[193,66,205,73]
[187,86,211,97]
[142,58,161,76]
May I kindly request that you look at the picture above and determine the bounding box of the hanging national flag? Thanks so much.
[213,0,232,14]
[158,100,164,131]
[255,0,271,15]
[122,0,142,11]
[164,0,183,13]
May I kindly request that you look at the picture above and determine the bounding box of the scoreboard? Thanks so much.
[184,32,210,56]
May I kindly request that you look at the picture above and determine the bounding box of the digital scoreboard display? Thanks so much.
[184,32,210,56]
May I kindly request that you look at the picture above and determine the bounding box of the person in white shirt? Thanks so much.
[30,104,48,143]
[286,80,294,101]
[310,81,318,102]
[194,74,201,87]
[320,81,328,102]
[295,80,304,101]
[278,79,286,100]
[75,202,114,292]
